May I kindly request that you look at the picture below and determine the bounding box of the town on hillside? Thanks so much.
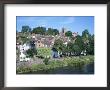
[16,26,92,61]
[16,26,94,74]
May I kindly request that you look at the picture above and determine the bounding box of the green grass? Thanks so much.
[36,48,52,58]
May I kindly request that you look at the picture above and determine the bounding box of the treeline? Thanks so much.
[17,25,76,37]
[17,26,59,35]
[53,30,94,56]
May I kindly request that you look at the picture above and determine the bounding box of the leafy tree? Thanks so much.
[82,29,94,55]
[75,35,84,51]
[46,28,59,35]
[53,39,64,54]
[53,29,59,35]
[26,48,37,58]
[46,28,53,35]
[32,26,46,35]
[86,34,94,55]
[21,26,31,33]
[65,31,72,37]
[61,44,67,56]
[73,44,81,55]
[82,29,90,44]
[67,42,74,56]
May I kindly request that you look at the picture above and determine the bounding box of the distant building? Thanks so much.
[60,27,67,37]
[72,32,78,37]
[35,35,55,48]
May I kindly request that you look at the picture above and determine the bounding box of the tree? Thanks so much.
[75,35,84,50]
[65,31,72,37]
[46,28,59,35]
[32,26,46,35]
[82,29,90,44]
[86,34,94,55]
[61,44,67,56]
[53,29,59,35]
[73,44,81,56]
[53,39,64,54]
[73,35,84,55]
[46,28,53,35]
[26,48,37,58]
[21,26,31,33]
[67,42,74,56]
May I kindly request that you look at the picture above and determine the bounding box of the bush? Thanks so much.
[43,58,49,65]
[16,67,32,73]
[31,64,46,71]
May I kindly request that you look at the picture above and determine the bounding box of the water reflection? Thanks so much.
[25,63,94,74]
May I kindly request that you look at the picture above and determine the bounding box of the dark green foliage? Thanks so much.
[26,48,37,58]
[53,29,59,35]
[65,31,72,37]
[21,26,31,33]
[46,28,59,35]
[53,39,64,53]
[32,26,46,35]
[43,58,49,65]
[86,34,94,55]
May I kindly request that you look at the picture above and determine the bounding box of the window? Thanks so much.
[38,41,40,43]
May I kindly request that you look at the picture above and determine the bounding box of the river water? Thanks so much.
[25,63,94,74]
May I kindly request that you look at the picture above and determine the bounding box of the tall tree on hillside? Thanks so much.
[82,29,90,44]
[46,28,53,35]
[53,29,59,35]
[21,26,31,33]
[65,31,72,37]
[67,42,74,56]
[53,39,64,54]
[73,44,81,56]
[46,28,59,35]
[86,34,94,55]
[74,35,84,55]
[32,26,46,35]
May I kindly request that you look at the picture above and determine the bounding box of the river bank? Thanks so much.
[16,55,94,74]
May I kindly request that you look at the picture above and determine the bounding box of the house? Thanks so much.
[81,50,87,56]
[19,52,30,61]
[36,40,44,48]
[34,35,55,48]
[72,32,78,37]
[18,43,31,61]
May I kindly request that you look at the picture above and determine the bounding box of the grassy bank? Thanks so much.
[36,47,51,58]
[16,55,94,74]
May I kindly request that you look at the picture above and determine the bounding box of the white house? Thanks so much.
[81,50,87,56]
[18,43,31,61]
[19,52,30,61]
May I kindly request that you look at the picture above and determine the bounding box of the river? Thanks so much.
[24,63,94,74]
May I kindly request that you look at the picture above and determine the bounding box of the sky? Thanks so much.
[16,16,94,35]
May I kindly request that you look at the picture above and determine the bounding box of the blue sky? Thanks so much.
[16,16,94,35]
